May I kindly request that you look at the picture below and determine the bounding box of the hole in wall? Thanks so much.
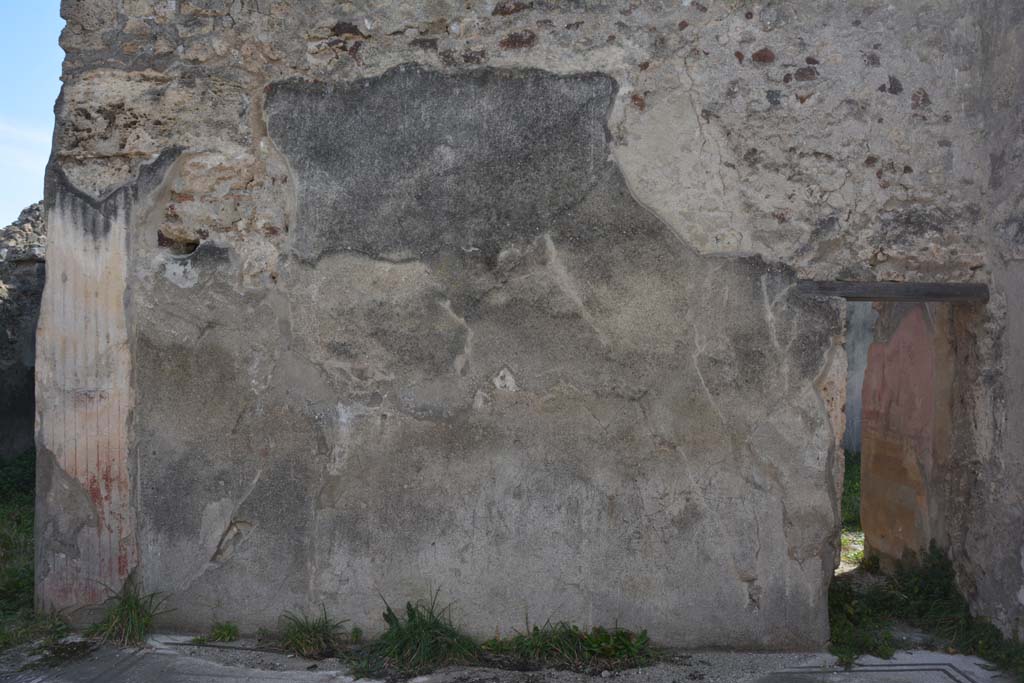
[157,229,200,256]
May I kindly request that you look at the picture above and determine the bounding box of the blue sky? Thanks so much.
[0,1,64,225]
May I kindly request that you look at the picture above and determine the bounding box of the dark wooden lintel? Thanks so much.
[795,280,989,303]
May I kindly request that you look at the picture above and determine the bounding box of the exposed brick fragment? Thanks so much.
[492,1,532,16]
[499,30,537,49]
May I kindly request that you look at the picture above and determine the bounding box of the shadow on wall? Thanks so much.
[0,203,45,461]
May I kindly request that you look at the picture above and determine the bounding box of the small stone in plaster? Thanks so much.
[794,66,818,81]
[499,30,537,49]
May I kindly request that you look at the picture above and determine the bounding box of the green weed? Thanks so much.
[482,621,653,673]
[350,593,478,677]
[349,592,653,679]
[209,621,240,642]
[828,575,895,667]
[86,577,169,647]
[280,605,348,659]
[829,544,1024,680]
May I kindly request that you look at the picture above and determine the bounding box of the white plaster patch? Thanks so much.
[199,498,234,563]
[328,402,370,474]
[473,389,491,411]
[161,258,198,288]
[493,367,518,392]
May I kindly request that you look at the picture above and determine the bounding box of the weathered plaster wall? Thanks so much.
[948,0,1024,640]
[861,303,954,569]
[37,0,1024,643]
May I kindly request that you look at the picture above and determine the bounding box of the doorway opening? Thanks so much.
[798,279,988,575]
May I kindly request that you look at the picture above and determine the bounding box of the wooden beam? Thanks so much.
[795,280,989,303]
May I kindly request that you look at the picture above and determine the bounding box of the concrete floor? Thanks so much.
[0,636,1010,683]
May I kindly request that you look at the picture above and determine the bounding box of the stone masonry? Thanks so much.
[0,203,46,461]
[36,0,1024,646]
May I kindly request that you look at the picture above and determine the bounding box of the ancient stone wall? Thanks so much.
[0,203,45,461]
[37,0,1024,643]
[949,0,1024,641]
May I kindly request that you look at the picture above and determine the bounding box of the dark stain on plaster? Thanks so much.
[410,37,438,51]
[265,67,616,263]
[332,21,368,39]
[880,75,903,94]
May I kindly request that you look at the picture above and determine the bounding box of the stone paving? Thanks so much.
[0,636,1010,683]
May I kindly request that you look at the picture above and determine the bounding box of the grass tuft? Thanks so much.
[482,622,653,673]
[209,621,240,642]
[350,592,478,677]
[349,592,653,679]
[85,576,169,647]
[281,605,348,659]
